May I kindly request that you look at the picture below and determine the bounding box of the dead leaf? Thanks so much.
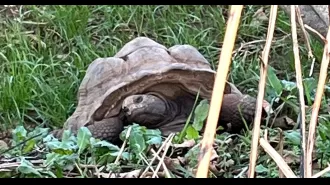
[224,159,235,167]
[0,140,8,151]
[177,156,186,164]
[163,157,183,174]
[172,139,195,148]
[271,116,295,130]
[194,143,218,161]
[210,147,219,161]
[253,7,264,16]
[282,150,299,164]
[253,7,269,21]
[209,161,220,175]
[263,99,274,114]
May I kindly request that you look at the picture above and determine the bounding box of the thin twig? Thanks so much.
[75,162,84,177]
[152,134,174,178]
[139,153,159,178]
[312,163,330,178]
[248,5,278,178]
[114,126,132,164]
[140,133,174,177]
[0,159,43,169]
[294,6,316,77]
[259,138,297,178]
[99,169,142,178]
[150,149,171,178]
[0,132,44,156]
[107,126,133,178]
[195,5,244,178]
[304,24,326,42]
[291,5,307,178]
[295,6,314,59]
[328,5,330,25]
[79,164,101,178]
[306,26,330,178]
[234,166,248,178]
[309,55,316,77]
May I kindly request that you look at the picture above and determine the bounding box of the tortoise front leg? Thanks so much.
[51,117,124,144]
[218,94,261,133]
[87,117,124,143]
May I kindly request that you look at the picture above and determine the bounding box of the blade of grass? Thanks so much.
[177,90,200,143]
[195,5,244,178]
[248,5,278,178]
[306,26,330,177]
[290,5,307,178]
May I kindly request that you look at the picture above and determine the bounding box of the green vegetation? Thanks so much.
[0,5,329,178]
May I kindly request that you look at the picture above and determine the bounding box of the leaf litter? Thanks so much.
[0,101,293,178]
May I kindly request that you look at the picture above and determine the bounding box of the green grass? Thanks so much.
[0,5,329,178]
[0,5,318,130]
[0,5,230,130]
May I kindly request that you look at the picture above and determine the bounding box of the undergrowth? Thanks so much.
[0,5,329,178]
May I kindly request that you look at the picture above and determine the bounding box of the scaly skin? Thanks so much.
[217,94,261,133]
[52,117,124,143]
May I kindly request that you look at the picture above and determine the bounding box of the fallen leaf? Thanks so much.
[0,140,8,152]
[209,161,220,175]
[177,156,186,164]
[263,99,274,114]
[163,157,183,174]
[282,150,299,164]
[253,7,269,21]
[172,139,195,148]
[210,147,219,161]
[272,116,295,129]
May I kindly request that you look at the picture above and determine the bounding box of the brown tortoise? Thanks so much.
[52,37,265,142]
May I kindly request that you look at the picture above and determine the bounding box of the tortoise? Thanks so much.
[52,37,263,143]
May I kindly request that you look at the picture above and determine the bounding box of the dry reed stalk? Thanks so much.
[294,6,316,77]
[312,164,330,178]
[278,128,284,178]
[290,5,307,178]
[306,26,330,177]
[304,24,326,42]
[328,5,330,24]
[152,134,174,178]
[195,5,244,178]
[248,5,278,178]
[295,6,313,59]
[259,138,297,178]
[141,134,175,177]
